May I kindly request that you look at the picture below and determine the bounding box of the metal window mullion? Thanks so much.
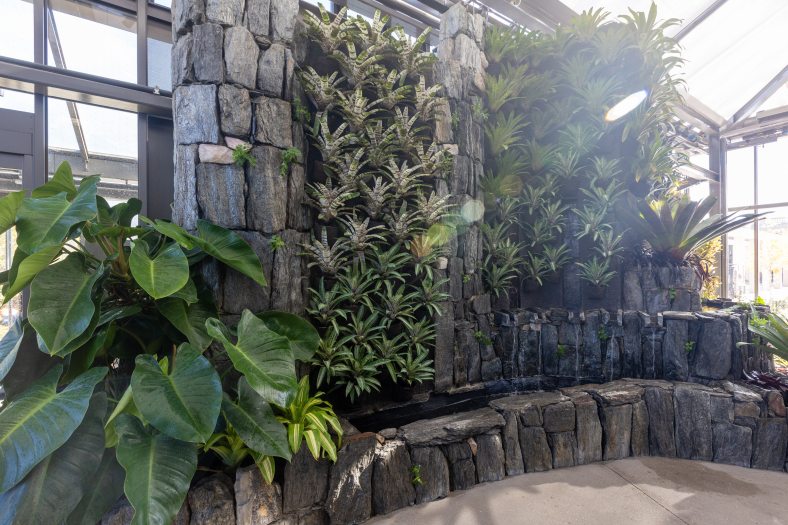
[753,145,759,299]
[32,0,48,188]
[137,0,148,210]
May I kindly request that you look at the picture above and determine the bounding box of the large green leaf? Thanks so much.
[31,161,78,199]
[66,447,125,525]
[0,365,107,493]
[115,415,196,525]
[222,378,291,460]
[129,241,189,300]
[156,296,216,351]
[206,311,296,407]
[0,191,23,235]
[28,254,103,356]
[0,319,24,382]
[131,344,221,443]
[0,393,107,524]
[2,245,62,303]
[16,176,98,254]
[257,311,320,362]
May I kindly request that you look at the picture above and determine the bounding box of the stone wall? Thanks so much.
[102,379,788,524]
[171,0,310,315]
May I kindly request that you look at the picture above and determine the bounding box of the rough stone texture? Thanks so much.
[173,145,199,230]
[286,163,309,231]
[548,431,577,468]
[326,434,377,525]
[518,426,552,473]
[173,0,204,36]
[572,393,603,465]
[622,311,642,378]
[199,144,234,164]
[584,381,644,406]
[206,0,243,25]
[219,84,252,136]
[244,0,271,37]
[434,307,455,392]
[474,433,505,483]
[270,0,299,41]
[630,400,649,457]
[399,408,505,446]
[270,229,307,313]
[192,23,224,83]
[601,404,632,460]
[255,97,293,148]
[196,162,245,228]
[501,411,524,476]
[259,43,286,97]
[543,402,575,433]
[662,320,689,381]
[712,423,752,468]
[224,26,259,89]
[751,418,788,471]
[101,498,134,525]
[674,386,713,461]
[410,447,450,504]
[710,395,734,424]
[583,311,602,378]
[235,466,282,525]
[372,440,415,515]
[283,445,330,513]
[246,145,286,233]
[444,442,476,491]
[188,474,235,525]
[175,85,219,144]
[172,33,193,86]
[694,319,732,379]
[766,391,786,418]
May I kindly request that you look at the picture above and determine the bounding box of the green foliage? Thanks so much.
[619,194,765,263]
[270,234,286,251]
[232,143,256,168]
[743,310,788,362]
[577,257,616,287]
[557,344,568,358]
[277,377,342,462]
[684,341,695,353]
[410,464,424,487]
[0,163,339,524]
[301,8,451,403]
[474,330,493,346]
[280,147,302,177]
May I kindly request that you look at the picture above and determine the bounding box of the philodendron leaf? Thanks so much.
[115,414,197,525]
[16,175,98,254]
[2,245,62,303]
[0,393,107,523]
[66,447,125,525]
[129,241,189,300]
[157,292,217,351]
[222,378,291,460]
[0,365,107,493]
[0,190,23,235]
[31,161,78,199]
[0,318,24,382]
[206,310,296,407]
[28,254,103,356]
[257,311,320,362]
[131,344,221,443]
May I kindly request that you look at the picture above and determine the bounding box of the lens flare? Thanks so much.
[461,199,485,223]
[605,90,648,122]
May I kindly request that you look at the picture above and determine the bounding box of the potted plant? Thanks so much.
[577,257,616,300]
[394,347,434,401]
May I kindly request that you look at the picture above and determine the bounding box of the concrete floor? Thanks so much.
[367,457,788,525]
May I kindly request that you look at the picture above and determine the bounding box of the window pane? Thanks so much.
[758,208,788,314]
[726,146,754,209]
[0,167,22,335]
[727,222,755,301]
[48,0,137,84]
[757,137,788,206]
[0,86,34,113]
[0,0,34,62]
[150,0,172,8]
[148,20,172,91]
[47,97,138,203]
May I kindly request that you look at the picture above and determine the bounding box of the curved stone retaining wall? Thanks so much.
[102,379,788,525]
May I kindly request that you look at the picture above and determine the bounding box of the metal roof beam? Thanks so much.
[674,0,728,41]
[727,64,788,126]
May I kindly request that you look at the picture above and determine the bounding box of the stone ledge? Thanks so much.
[398,407,505,446]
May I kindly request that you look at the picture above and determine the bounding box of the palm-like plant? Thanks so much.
[745,310,788,362]
[619,194,766,263]
[576,257,616,287]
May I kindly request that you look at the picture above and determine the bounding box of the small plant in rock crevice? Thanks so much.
[410,464,424,486]
[233,143,256,168]
[280,147,302,177]
[474,330,493,346]
[557,344,568,358]
[684,341,695,354]
[598,326,610,343]
[270,234,286,251]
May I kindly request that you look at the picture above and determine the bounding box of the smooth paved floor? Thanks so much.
[367,457,788,525]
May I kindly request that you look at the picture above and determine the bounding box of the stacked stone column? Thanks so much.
[432,4,499,392]
[171,0,310,315]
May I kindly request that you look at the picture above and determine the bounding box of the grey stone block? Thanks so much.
[573,394,603,465]
[548,431,577,469]
[244,0,271,37]
[218,84,252,136]
[188,474,235,525]
[543,401,575,433]
[258,43,286,97]
[270,230,307,314]
[235,466,282,525]
[192,23,224,83]
[206,0,243,25]
[399,408,505,446]
[221,231,272,313]
[712,423,752,468]
[752,418,788,471]
[444,442,475,491]
[631,400,649,457]
[519,426,552,473]
[174,85,219,144]
[270,0,298,41]
[602,404,632,460]
[173,145,199,230]
[196,162,245,228]
[694,319,732,379]
[173,0,205,36]
[674,386,713,461]
[410,447,449,504]
[663,320,689,381]
[224,26,259,89]
[246,145,286,233]
[283,445,330,512]
[172,33,193,86]
[372,440,415,515]
[501,412,524,476]
[325,434,377,525]
[255,97,293,148]
[475,434,505,483]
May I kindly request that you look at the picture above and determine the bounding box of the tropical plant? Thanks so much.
[276,377,342,462]
[619,194,765,263]
[395,347,434,386]
[0,163,339,525]
[576,257,616,287]
[232,142,256,168]
[280,147,302,177]
[743,310,788,362]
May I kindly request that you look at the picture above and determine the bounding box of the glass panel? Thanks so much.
[47,97,138,203]
[726,146,754,209]
[0,86,34,113]
[0,167,23,337]
[47,0,137,84]
[726,222,755,301]
[758,208,788,314]
[756,137,788,207]
[680,0,788,119]
[150,0,172,8]
[687,179,709,202]
[148,20,172,91]
[558,0,711,34]
[0,0,34,62]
